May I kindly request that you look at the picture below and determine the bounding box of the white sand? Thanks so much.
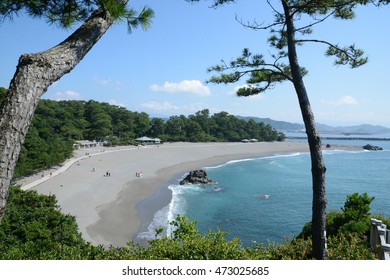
[17,141,350,247]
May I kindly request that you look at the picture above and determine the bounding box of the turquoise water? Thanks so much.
[138,137,390,247]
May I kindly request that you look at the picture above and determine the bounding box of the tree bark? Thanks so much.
[0,9,114,223]
[282,0,327,260]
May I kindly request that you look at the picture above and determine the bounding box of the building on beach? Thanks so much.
[135,136,161,145]
[74,140,98,149]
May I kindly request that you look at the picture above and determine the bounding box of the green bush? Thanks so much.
[298,192,375,239]
[327,233,376,260]
[123,216,248,260]
[339,193,374,235]
[0,189,384,260]
[0,187,102,259]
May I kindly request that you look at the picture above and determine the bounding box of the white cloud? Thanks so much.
[50,90,83,101]
[114,81,122,91]
[315,111,336,117]
[150,80,211,96]
[321,96,358,106]
[109,99,125,108]
[140,101,210,115]
[93,76,111,86]
[93,76,121,91]
[140,101,180,111]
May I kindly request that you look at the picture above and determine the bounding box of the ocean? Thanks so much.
[138,134,390,247]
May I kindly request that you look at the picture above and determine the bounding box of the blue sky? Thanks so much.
[1,1,390,127]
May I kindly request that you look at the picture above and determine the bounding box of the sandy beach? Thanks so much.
[17,141,334,247]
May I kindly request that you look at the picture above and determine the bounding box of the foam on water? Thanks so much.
[206,152,304,170]
[137,204,170,240]
[137,183,204,241]
[139,144,390,246]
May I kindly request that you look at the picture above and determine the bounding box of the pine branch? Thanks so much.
[296,39,368,68]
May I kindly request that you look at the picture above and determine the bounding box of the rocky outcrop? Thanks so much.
[363,144,383,151]
[179,170,218,185]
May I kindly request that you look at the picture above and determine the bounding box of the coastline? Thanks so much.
[19,141,361,247]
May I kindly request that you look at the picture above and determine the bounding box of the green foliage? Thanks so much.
[340,192,374,234]
[268,231,375,260]
[0,187,103,259]
[138,216,247,260]
[200,0,370,97]
[124,6,155,33]
[0,190,383,259]
[250,238,313,260]
[326,233,376,260]
[0,0,154,31]
[84,100,113,140]
[207,48,297,95]
[342,192,374,220]
[326,44,368,68]
[14,123,74,178]
[133,215,377,260]
[11,98,283,179]
[1,0,92,27]
[293,0,362,19]
[298,192,375,239]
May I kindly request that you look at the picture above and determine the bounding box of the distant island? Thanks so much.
[8,94,390,180]
[12,99,284,179]
[236,115,390,134]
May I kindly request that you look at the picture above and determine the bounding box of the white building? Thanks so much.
[74,140,98,148]
[135,136,161,145]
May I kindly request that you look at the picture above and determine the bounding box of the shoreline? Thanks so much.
[21,141,361,247]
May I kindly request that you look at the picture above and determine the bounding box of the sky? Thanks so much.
[1,1,390,127]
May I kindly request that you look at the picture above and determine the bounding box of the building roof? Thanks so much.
[75,140,97,145]
[135,136,153,141]
[135,136,161,142]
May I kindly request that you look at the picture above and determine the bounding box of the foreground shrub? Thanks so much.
[121,216,248,260]
[327,233,376,260]
[298,193,375,240]
[0,187,103,259]
[0,189,383,260]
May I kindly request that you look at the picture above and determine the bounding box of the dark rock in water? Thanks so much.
[363,144,383,151]
[326,144,331,148]
[179,169,218,185]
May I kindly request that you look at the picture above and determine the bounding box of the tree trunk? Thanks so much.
[0,9,114,223]
[282,0,327,260]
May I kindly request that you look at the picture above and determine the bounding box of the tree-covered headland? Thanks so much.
[12,97,284,179]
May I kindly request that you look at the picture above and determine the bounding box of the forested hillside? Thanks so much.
[11,97,284,178]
